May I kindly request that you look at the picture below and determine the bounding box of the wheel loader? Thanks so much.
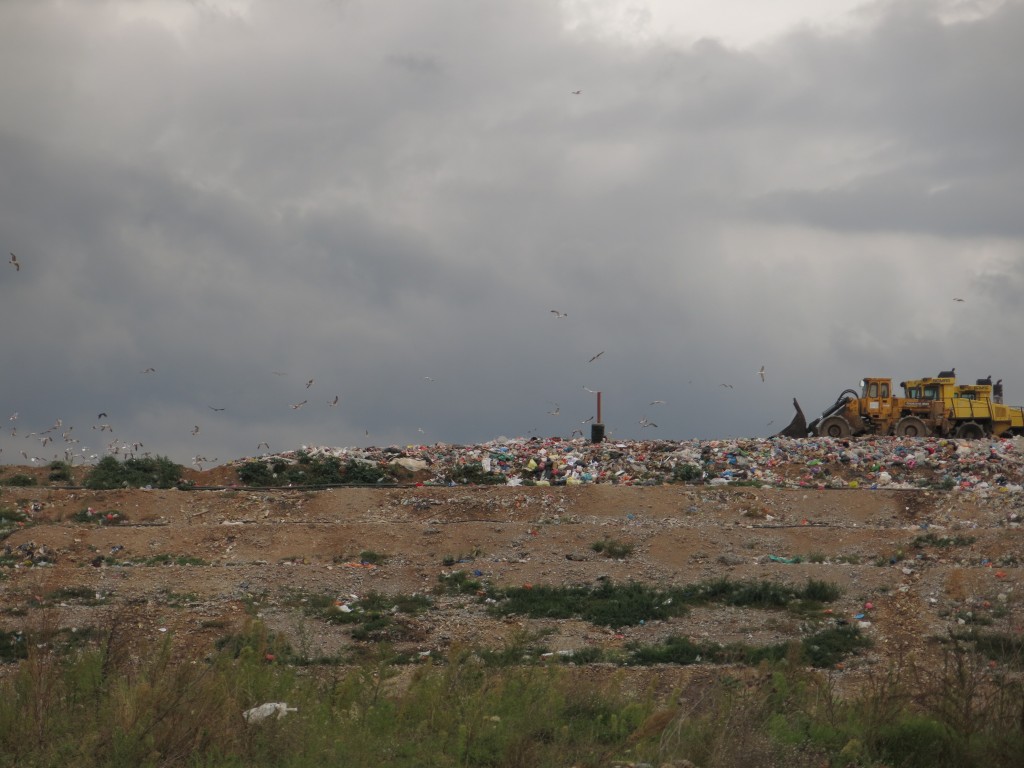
[806,372,1024,439]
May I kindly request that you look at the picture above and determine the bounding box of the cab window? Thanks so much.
[880,383,890,397]
[924,386,939,400]
[906,387,920,399]
[867,382,878,397]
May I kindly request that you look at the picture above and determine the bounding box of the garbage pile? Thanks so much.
[231,435,1024,493]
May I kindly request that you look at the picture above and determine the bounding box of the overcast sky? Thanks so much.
[2,0,1022,468]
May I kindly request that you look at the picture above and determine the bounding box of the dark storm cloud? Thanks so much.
[1,0,1022,466]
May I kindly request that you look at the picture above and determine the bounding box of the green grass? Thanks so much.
[0,616,1022,767]
[487,578,842,628]
[284,590,433,643]
[435,570,484,595]
[625,626,870,668]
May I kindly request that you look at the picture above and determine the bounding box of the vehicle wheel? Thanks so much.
[894,416,930,438]
[955,421,986,439]
[817,415,852,438]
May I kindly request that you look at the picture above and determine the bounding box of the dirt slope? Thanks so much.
[3,465,1022,681]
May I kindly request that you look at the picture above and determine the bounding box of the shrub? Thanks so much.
[447,462,507,485]
[2,474,36,487]
[591,538,634,559]
[83,455,182,489]
[235,455,394,487]
[47,461,72,482]
[671,463,702,482]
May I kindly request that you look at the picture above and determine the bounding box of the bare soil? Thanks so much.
[3,462,1023,689]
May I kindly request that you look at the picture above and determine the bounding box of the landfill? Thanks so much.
[231,435,1024,493]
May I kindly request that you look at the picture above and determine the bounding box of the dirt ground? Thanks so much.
[2,461,1023,689]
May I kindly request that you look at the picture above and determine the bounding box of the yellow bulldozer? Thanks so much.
[806,371,1024,439]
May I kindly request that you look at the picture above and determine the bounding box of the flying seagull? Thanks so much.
[257,441,270,451]
[97,412,107,419]
[720,383,734,389]
[423,376,434,382]
[953,297,965,302]
[582,385,597,393]
[758,365,766,382]
[191,425,200,435]
[329,395,339,406]
[306,379,314,389]
[588,351,604,363]
[571,90,581,95]
[9,253,18,271]
[649,400,666,405]
[547,403,560,416]
[290,400,307,410]
[141,367,155,374]
[550,310,568,318]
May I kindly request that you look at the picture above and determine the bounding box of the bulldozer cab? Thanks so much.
[954,383,992,402]
[901,376,956,404]
[860,377,896,420]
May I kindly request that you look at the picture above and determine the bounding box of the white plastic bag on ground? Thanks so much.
[243,702,297,723]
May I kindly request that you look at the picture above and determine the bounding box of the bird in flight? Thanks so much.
[649,400,666,406]
[588,351,604,363]
[423,376,434,382]
[9,253,18,271]
[271,371,287,376]
[191,425,200,435]
[97,412,107,419]
[639,417,657,429]
[581,416,594,424]
[547,403,560,416]
[582,385,597,393]
[208,406,225,412]
[571,90,581,95]
[329,395,339,406]
[290,400,307,409]
[720,383,734,389]
[757,365,766,382]
[257,441,270,451]
[306,379,314,389]
[141,367,156,374]
[953,297,965,302]
[550,310,567,318]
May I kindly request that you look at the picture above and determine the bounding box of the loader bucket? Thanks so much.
[776,398,808,438]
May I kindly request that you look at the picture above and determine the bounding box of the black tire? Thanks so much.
[894,416,930,438]
[818,415,852,438]
[955,421,986,440]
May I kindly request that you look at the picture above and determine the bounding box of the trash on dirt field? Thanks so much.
[243,702,298,723]
[229,433,1024,493]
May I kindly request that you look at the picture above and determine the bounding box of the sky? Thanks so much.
[1,0,1023,468]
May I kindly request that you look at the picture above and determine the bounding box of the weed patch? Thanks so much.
[236,453,396,487]
[590,538,635,559]
[70,507,126,525]
[489,578,842,628]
